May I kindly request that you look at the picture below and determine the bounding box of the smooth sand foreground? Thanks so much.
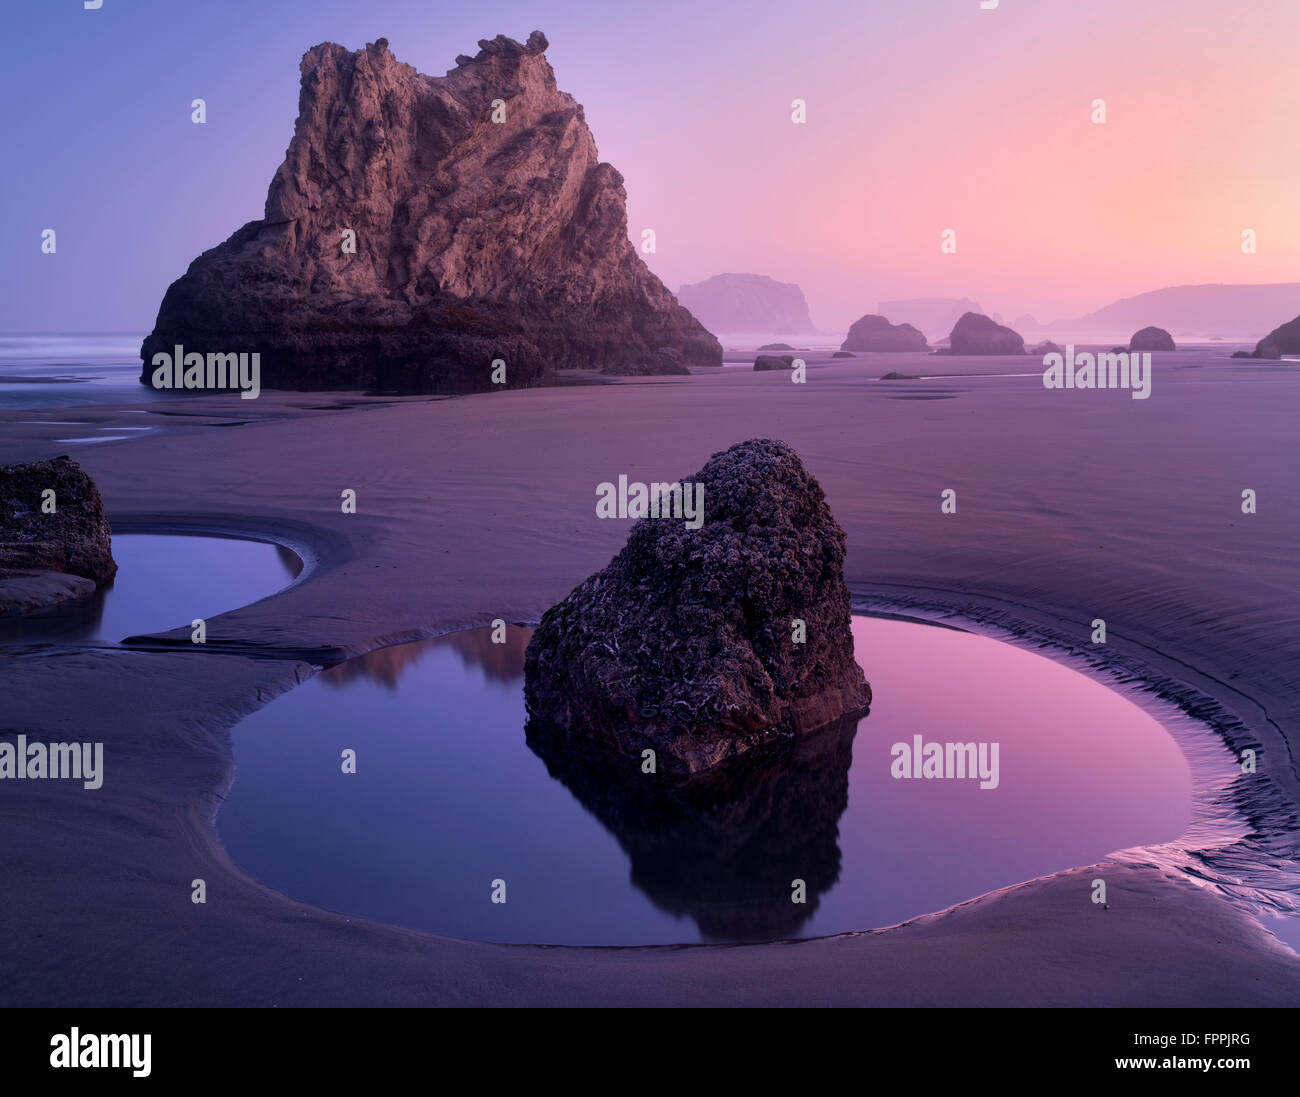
[2,350,1299,1006]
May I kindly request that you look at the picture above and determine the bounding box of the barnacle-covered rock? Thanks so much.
[0,456,116,615]
[523,438,870,776]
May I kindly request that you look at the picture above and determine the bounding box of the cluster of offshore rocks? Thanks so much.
[1232,315,1300,359]
[140,33,720,395]
[0,457,116,615]
[524,439,871,781]
[828,311,1199,358]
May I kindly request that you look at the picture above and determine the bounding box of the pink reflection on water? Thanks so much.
[845,617,1192,908]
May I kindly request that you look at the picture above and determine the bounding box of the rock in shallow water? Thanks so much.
[0,457,116,609]
[523,438,871,776]
[840,314,929,352]
[939,312,1025,355]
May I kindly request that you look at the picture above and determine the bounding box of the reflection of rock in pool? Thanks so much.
[319,624,533,689]
[526,708,860,941]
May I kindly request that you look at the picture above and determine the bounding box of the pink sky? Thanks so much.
[4,0,1296,333]
[598,0,1300,328]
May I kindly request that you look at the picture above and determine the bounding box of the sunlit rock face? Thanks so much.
[140,32,720,395]
[524,438,871,777]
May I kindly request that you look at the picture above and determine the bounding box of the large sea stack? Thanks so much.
[140,33,721,394]
[676,273,817,335]
[524,439,871,777]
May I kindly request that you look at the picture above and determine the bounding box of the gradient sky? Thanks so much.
[1,0,1296,334]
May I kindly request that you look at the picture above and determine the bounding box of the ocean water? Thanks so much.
[0,333,161,411]
[218,617,1199,945]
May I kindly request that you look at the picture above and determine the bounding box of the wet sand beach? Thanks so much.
[2,348,1299,1006]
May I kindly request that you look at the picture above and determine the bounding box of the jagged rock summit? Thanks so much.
[140,33,721,394]
[524,439,871,777]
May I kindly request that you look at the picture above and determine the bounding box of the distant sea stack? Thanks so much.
[840,314,928,352]
[524,439,871,777]
[1233,314,1299,359]
[676,274,816,335]
[140,33,721,395]
[878,298,982,339]
[939,312,1025,355]
[1129,326,1175,351]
